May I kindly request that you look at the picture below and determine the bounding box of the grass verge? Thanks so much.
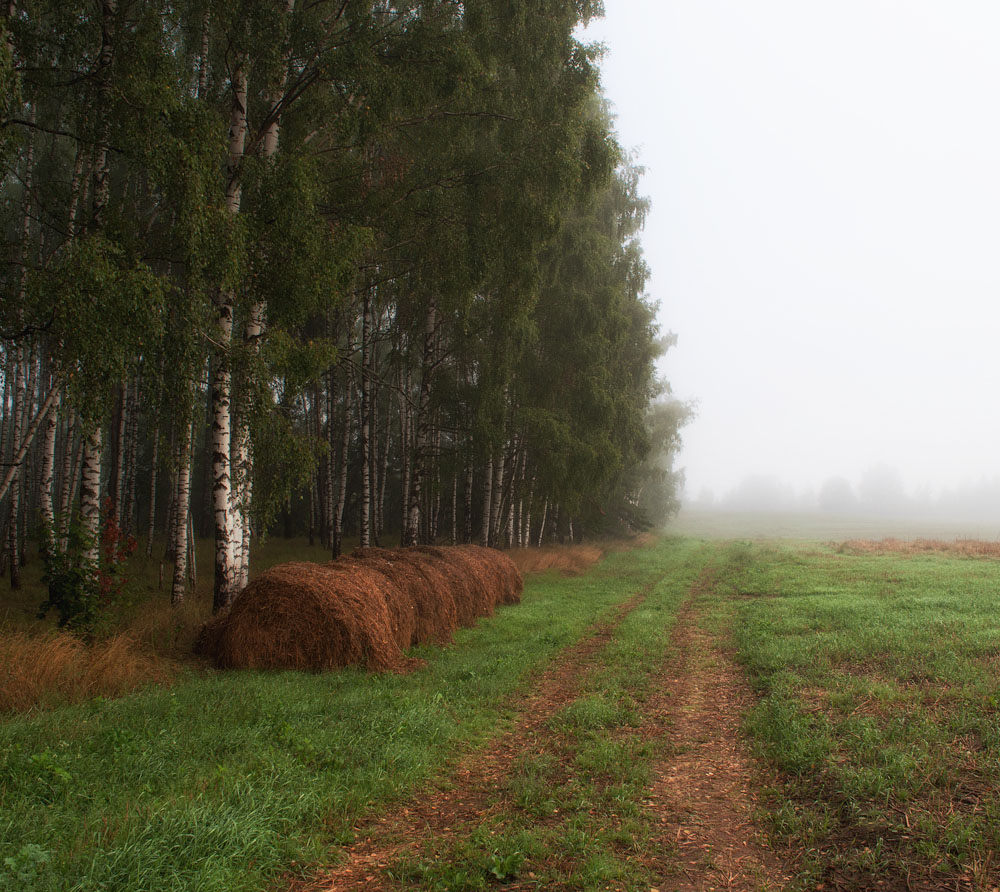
[0,542,667,892]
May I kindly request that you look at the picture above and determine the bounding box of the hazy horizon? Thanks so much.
[585,2,1000,503]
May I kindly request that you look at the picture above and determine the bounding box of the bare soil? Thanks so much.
[643,572,794,891]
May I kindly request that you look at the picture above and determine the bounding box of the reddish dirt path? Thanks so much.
[293,567,795,892]
[295,580,660,892]
[644,574,794,892]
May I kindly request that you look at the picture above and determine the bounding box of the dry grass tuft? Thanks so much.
[507,544,607,576]
[836,538,1000,558]
[0,630,174,713]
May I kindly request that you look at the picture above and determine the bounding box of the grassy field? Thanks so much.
[721,539,1000,889]
[4,531,1000,890]
[0,541,693,892]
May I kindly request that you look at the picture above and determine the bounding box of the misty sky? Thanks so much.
[583,2,1000,501]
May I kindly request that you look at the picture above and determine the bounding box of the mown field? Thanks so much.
[3,532,1000,890]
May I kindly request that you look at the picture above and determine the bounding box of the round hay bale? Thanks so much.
[391,549,459,645]
[334,556,417,650]
[455,545,523,607]
[408,546,483,627]
[208,562,402,672]
[489,548,524,604]
[418,545,495,621]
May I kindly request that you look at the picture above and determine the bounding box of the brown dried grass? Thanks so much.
[836,538,1000,558]
[409,546,482,626]
[391,549,460,643]
[428,547,495,621]
[0,630,174,713]
[202,545,523,672]
[506,544,607,576]
[337,556,417,650]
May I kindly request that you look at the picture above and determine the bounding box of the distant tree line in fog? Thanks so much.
[693,465,1000,522]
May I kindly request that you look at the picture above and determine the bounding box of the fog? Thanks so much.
[584,2,1000,519]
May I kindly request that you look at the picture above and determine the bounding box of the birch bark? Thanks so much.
[211,61,247,613]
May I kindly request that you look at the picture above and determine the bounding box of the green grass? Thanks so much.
[0,542,675,892]
[724,540,1000,888]
[391,539,709,892]
[9,534,1000,890]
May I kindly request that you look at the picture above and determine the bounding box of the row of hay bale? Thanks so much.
[198,545,523,672]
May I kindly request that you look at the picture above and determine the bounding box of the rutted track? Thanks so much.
[297,573,666,891]
[643,569,793,891]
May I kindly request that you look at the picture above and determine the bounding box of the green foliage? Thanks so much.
[1,845,53,892]
[37,236,166,422]
[38,506,138,638]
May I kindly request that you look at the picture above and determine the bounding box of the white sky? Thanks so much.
[583,1,1000,500]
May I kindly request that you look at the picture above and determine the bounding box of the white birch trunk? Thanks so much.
[171,427,192,606]
[405,300,438,546]
[145,424,159,557]
[481,454,493,547]
[38,385,60,560]
[79,428,103,567]
[359,293,371,547]
[489,449,503,548]
[7,348,24,588]
[233,0,294,587]
[211,62,248,613]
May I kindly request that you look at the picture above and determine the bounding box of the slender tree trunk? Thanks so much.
[38,383,60,561]
[464,449,474,544]
[64,427,84,550]
[332,361,353,559]
[232,0,295,589]
[377,391,390,544]
[537,498,548,547]
[397,363,411,544]
[109,384,127,523]
[122,376,140,536]
[171,424,192,605]
[0,377,61,505]
[79,428,103,567]
[523,474,535,547]
[451,472,458,545]
[489,448,503,548]
[325,370,335,550]
[7,349,24,589]
[359,292,372,548]
[187,508,197,589]
[58,405,75,548]
[146,422,159,557]
[481,453,493,547]
[405,300,438,546]
[211,62,248,613]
